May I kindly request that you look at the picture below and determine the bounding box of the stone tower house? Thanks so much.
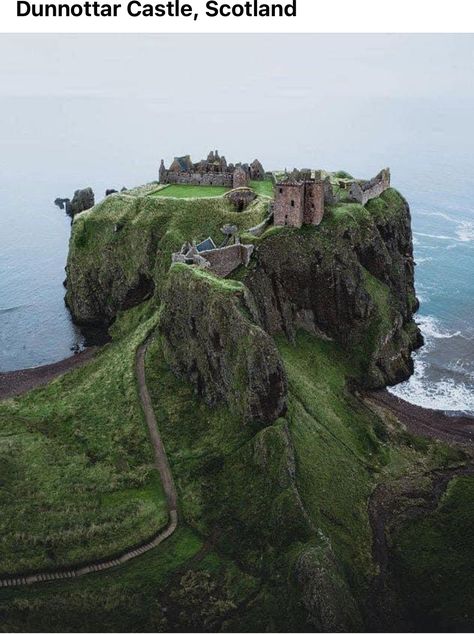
[273,178,324,228]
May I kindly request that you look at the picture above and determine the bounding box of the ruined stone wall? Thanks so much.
[349,169,391,205]
[273,183,305,227]
[161,170,234,187]
[248,214,273,237]
[200,243,255,277]
[303,180,324,226]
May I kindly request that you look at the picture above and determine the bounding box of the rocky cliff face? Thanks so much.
[159,265,287,425]
[70,188,95,217]
[65,193,270,327]
[241,190,422,388]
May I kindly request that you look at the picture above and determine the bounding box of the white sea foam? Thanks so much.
[390,315,473,414]
[389,361,474,414]
[417,315,462,340]
[456,221,474,242]
[416,256,432,264]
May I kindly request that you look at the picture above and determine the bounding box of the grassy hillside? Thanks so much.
[0,292,468,631]
[66,191,270,325]
[0,307,167,575]
[390,474,474,631]
[1,182,472,630]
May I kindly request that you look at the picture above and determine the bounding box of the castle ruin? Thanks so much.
[348,168,391,205]
[159,150,265,190]
[273,175,325,228]
[172,234,254,278]
[168,155,392,276]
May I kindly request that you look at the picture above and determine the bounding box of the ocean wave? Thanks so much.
[414,222,473,245]
[417,315,462,340]
[416,256,432,264]
[416,292,430,305]
[390,314,474,414]
[417,210,458,223]
[389,359,474,414]
[414,231,457,242]
[0,304,31,315]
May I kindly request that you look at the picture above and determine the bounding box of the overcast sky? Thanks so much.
[1,34,473,100]
[0,34,473,188]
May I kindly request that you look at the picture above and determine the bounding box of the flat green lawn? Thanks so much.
[150,184,230,198]
[250,180,274,197]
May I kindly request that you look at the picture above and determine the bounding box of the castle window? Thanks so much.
[279,188,283,194]
[291,200,295,207]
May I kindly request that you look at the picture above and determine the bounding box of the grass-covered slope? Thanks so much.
[66,192,269,326]
[1,181,472,631]
[390,474,474,631]
[0,307,167,575]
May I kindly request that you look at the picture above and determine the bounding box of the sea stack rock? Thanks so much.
[70,188,95,217]
[54,197,71,214]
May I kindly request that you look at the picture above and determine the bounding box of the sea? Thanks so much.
[0,35,473,416]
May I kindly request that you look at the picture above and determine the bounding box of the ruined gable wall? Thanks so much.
[350,169,391,205]
[233,169,250,189]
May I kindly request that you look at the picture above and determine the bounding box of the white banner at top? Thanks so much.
[0,0,474,32]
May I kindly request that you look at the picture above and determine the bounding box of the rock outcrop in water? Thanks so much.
[54,197,71,214]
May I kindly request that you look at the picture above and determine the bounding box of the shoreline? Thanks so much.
[368,389,474,446]
[1,349,473,448]
[0,348,98,401]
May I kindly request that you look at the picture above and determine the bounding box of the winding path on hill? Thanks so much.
[0,339,178,588]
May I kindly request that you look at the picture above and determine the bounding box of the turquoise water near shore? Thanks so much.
[0,35,473,414]
[389,164,474,415]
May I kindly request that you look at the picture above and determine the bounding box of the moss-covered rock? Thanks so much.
[293,538,363,632]
[158,265,287,425]
[240,189,422,387]
[65,192,269,326]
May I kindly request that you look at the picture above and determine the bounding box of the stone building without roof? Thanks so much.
[159,150,266,190]
[273,175,325,228]
[172,234,254,278]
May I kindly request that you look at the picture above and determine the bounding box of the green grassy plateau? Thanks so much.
[149,184,230,198]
